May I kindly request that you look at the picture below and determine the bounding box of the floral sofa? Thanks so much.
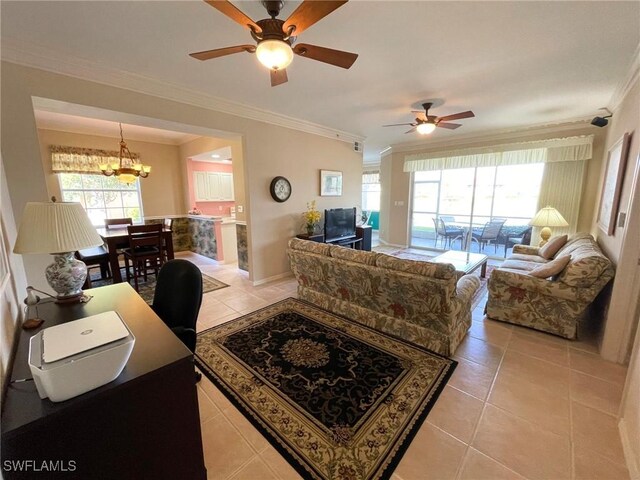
[486,233,614,338]
[287,238,480,356]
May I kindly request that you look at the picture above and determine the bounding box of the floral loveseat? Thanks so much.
[486,233,614,338]
[287,238,480,356]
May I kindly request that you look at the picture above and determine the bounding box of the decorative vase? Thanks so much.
[306,224,315,236]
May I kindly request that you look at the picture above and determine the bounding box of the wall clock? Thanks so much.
[270,176,292,202]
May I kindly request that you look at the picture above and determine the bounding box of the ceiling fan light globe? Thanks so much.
[256,39,293,70]
[416,122,436,135]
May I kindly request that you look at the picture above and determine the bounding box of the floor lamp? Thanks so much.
[529,206,569,247]
[13,199,103,303]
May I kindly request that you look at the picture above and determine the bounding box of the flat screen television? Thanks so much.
[324,207,356,243]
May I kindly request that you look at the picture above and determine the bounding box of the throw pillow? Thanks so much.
[529,255,571,279]
[539,234,568,260]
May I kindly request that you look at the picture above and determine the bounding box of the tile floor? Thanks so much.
[181,251,631,480]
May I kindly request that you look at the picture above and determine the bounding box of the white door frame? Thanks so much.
[601,152,640,363]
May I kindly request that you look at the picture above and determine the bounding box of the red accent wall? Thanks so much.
[186,160,236,216]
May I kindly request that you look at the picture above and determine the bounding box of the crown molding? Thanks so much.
[385,117,595,156]
[1,38,365,145]
[608,41,640,112]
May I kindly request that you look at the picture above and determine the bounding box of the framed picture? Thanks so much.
[320,170,343,196]
[597,132,631,236]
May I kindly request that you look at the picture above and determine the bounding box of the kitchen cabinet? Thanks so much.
[193,172,234,202]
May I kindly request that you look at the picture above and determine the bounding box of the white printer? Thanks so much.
[28,311,135,402]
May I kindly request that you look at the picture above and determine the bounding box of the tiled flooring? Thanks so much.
[181,251,631,480]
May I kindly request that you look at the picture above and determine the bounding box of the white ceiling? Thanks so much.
[34,110,200,145]
[3,1,639,163]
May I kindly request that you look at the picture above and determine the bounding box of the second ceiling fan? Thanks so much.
[190,0,358,87]
[383,102,475,134]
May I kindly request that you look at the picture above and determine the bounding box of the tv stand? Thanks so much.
[296,225,372,251]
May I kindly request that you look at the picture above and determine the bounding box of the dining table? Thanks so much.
[96,226,175,283]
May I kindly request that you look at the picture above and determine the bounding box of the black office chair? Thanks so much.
[151,259,203,353]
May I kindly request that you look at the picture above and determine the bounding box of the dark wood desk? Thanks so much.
[1,283,206,480]
[97,227,174,283]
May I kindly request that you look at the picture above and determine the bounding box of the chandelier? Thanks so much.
[99,123,151,184]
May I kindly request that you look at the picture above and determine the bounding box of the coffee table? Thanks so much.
[432,250,488,278]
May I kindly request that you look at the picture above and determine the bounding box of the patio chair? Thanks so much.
[471,219,506,253]
[433,217,464,249]
[504,226,532,257]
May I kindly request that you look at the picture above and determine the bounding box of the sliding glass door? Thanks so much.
[410,163,544,257]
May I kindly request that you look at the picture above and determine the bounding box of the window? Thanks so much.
[410,163,544,251]
[362,172,381,212]
[58,173,143,226]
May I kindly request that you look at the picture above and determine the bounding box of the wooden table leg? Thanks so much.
[107,238,123,283]
[165,231,175,260]
[481,261,487,278]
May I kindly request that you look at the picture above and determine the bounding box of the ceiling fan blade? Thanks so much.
[204,1,261,33]
[405,127,417,134]
[436,122,462,129]
[437,110,475,122]
[283,1,348,36]
[293,43,358,69]
[270,68,288,87]
[382,123,415,127]
[189,45,255,61]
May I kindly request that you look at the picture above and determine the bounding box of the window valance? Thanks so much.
[50,145,141,174]
[403,135,593,172]
[362,171,380,184]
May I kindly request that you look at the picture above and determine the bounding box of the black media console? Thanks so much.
[296,225,372,251]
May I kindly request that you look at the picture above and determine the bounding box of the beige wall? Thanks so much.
[379,126,607,246]
[36,129,186,217]
[592,78,640,263]
[598,76,640,363]
[178,136,246,222]
[1,62,362,285]
[0,156,28,407]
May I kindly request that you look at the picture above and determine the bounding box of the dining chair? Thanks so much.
[76,246,111,288]
[105,217,133,229]
[471,219,507,253]
[123,224,164,291]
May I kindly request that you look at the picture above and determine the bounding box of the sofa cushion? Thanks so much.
[501,259,539,272]
[509,253,548,264]
[375,253,455,280]
[529,255,571,279]
[329,245,379,266]
[539,235,568,259]
[288,237,331,256]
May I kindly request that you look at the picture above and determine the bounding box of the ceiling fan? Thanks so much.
[383,102,475,134]
[189,0,358,87]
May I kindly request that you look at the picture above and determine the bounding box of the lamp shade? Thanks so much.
[13,202,102,254]
[529,206,569,228]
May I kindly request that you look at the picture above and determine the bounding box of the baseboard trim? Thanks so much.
[619,419,640,479]
[252,271,293,287]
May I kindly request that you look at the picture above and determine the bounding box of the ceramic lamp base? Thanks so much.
[45,252,88,303]
[538,226,552,247]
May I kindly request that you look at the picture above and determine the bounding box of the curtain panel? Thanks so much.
[50,146,141,174]
[532,160,587,244]
[403,135,593,172]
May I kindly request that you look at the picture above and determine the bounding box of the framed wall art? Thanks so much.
[320,170,343,196]
[597,132,631,236]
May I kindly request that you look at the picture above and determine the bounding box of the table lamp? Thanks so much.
[13,200,103,303]
[529,206,569,246]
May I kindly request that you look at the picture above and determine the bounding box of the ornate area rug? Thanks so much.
[195,298,456,480]
[88,270,228,304]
